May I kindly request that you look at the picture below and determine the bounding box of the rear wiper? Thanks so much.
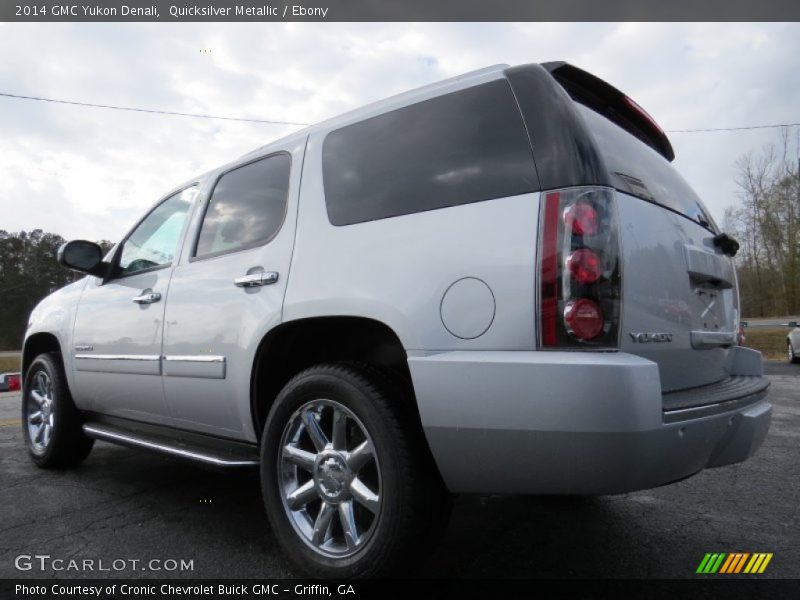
[713,232,740,257]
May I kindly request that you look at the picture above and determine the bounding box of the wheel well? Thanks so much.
[22,333,62,378]
[251,317,414,438]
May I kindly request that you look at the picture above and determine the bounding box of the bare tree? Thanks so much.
[728,130,800,316]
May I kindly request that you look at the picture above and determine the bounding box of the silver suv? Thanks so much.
[22,62,771,577]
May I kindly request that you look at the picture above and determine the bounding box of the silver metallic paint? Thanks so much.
[23,64,770,494]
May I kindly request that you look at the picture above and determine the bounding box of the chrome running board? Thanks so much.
[82,422,259,468]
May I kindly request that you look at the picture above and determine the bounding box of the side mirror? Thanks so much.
[57,240,107,277]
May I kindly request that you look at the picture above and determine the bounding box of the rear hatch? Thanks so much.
[555,66,739,393]
[507,62,740,393]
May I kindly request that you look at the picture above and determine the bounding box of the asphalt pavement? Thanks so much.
[0,362,797,579]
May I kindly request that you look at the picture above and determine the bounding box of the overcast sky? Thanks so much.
[1,22,799,242]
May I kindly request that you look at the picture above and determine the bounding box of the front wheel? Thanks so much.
[22,353,94,468]
[261,363,449,578]
[789,341,800,364]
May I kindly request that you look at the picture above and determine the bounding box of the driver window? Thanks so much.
[117,186,197,276]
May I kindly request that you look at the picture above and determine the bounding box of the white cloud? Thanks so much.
[0,22,798,242]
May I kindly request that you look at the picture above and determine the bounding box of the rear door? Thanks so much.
[160,140,303,439]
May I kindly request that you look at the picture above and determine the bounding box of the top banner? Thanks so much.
[3,0,800,22]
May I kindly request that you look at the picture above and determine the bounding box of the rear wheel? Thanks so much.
[22,353,94,468]
[261,363,449,578]
[789,341,799,364]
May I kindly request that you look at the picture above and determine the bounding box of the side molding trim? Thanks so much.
[162,355,226,379]
[74,354,162,375]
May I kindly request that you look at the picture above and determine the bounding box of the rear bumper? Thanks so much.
[408,347,771,495]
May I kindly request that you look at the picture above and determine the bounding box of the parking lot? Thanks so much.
[0,362,797,579]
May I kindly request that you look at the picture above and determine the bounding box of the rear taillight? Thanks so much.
[8,374,20,392]
[538,187,621,348]
[566,248,602,285]
[564,298,604,340]
[563,202,598,236]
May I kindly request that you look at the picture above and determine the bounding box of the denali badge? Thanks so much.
[629,332,673,343]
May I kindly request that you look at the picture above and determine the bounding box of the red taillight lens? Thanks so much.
[563,202,598,236]
[8,374,20,392]
[623,96,665,136]
[538,187,621,348]
[540,192,562,346]
[564,299,604,340]
[566,248,602,285]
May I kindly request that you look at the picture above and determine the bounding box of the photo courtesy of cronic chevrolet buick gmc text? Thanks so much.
[22,62,771,578]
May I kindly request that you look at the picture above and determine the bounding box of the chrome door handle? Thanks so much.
[132,292,162,304]
[234,272,279,288]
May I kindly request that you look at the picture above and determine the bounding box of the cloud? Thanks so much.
[0,22,798,242]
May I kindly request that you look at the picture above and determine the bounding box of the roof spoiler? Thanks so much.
[542,61,675,162]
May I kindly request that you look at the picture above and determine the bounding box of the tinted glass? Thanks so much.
[195,154,291,258]
[118,187,196,276]
[63,241,102,271]
[576,104,716,229]
[322,80,537,226]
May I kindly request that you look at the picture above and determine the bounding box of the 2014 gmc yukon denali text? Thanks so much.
[21,62,771,578]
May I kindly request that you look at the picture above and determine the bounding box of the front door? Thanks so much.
[71,186,197,423]
[161,143,303,439]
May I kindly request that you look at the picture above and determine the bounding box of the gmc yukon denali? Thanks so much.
[22,62,771,577]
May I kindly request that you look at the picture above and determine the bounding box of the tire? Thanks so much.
[790,341,800,364]
[261,362,450,578]
[22,352,94,468]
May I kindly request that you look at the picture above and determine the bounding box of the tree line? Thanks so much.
[0,230,111,350]
[724,132,800,318]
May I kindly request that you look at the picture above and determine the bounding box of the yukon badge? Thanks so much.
[629,332,673,343]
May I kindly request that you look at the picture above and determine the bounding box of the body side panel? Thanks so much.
[24,279,87,400]
[283,130,539,353]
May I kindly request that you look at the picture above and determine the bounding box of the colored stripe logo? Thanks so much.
[696,552,773,574]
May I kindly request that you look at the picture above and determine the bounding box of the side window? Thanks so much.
[322,79,537,226]
[194,154,291,259]
[117,186,197,276]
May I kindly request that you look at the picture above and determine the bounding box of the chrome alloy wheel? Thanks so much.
[278,399,382,558]
[27,370,55,454]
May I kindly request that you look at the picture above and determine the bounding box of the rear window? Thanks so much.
[576,104,716,230]
[322,79,537,226]
[194,153,291,259]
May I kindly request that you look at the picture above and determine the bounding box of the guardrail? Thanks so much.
[741,321,798,329]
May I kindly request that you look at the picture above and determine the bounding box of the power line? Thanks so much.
[1,89,797,133]
[666,123,800,133]
[0,281,35,295]
[0,91,310,127]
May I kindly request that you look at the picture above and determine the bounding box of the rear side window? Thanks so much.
[322,79,537,226]
[194,153,291,259]
[576,104,716,229]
